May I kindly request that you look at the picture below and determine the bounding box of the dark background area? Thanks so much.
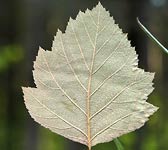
[0,0,168,150]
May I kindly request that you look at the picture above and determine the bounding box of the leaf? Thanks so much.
[22,2,158,150]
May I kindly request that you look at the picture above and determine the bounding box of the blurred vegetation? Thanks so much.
[0,0,167,150]
[0,45,24,71]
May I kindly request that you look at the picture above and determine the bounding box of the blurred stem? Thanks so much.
[137,18,168,54]
[114,138,124,150]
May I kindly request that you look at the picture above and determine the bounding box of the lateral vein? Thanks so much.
[27,89,87,137]
[41,48,87,116]
[70,21,90,72]
[59,33,88,92]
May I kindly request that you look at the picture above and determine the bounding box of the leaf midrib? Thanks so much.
[84,6,100,149]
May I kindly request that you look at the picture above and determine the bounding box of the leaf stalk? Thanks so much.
[137,17,168,54]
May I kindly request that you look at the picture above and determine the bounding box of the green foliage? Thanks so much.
[38,128,65,150]
[0,45,24,72]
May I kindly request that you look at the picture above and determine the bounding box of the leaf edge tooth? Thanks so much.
[91,103,158,147]
[22,87,88,146]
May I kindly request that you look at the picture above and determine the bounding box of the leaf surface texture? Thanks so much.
[22,3,158,148]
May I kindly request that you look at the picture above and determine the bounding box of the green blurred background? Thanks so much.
[0,0,167,150]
